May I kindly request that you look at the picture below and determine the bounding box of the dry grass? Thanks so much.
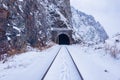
[7,48,26,56]
[0,42,55,61]
[36,42,56,51]
[105,43,120,58]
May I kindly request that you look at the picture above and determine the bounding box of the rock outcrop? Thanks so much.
[0,0,109,58]
[0,0,72,57]
[0,8,10,55]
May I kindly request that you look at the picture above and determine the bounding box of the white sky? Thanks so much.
[70,0,120,37]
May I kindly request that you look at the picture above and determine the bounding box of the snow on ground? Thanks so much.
[0,45,120,80]
[44,46,81,80]
[0,45,60,80]
[67,45,120,80]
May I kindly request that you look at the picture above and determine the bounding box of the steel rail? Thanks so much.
[66,47,84,80]
[41,47,61,80]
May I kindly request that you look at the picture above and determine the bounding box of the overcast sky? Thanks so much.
[70,0,120,37]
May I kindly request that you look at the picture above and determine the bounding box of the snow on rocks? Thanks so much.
[2,4,8,10]
[19,0,23,2]
[13,26,21,33]
[71,7,108,44]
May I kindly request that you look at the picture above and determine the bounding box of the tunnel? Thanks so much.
[57,34,70,45]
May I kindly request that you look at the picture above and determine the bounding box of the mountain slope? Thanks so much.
[71,7,108,44]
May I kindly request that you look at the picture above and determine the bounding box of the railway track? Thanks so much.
[66,47,84,80]
[41,47,62,80]
[41,46,83,80]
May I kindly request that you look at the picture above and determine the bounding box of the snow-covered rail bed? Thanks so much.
[0,45,61,80]
[67,45,120,80]
[43,46,83,80]
[1,45,120,80]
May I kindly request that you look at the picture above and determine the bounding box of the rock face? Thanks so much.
[0,0,72,57]
[0,8,10,55]
[71,7,108,44]
[0,0,109,57]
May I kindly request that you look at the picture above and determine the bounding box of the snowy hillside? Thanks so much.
[71,7,108,44]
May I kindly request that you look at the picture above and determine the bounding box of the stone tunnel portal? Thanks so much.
[50,28,73,45]
[57,34,70,45]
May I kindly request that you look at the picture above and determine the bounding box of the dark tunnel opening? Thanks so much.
[58,34,70,45]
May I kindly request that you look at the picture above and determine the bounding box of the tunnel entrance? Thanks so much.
[57,34,70,45]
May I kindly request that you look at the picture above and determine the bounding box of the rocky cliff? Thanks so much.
[0,0,72,57]
[0,0,109,58]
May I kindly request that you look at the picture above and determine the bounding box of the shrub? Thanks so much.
[105,37,120,58]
